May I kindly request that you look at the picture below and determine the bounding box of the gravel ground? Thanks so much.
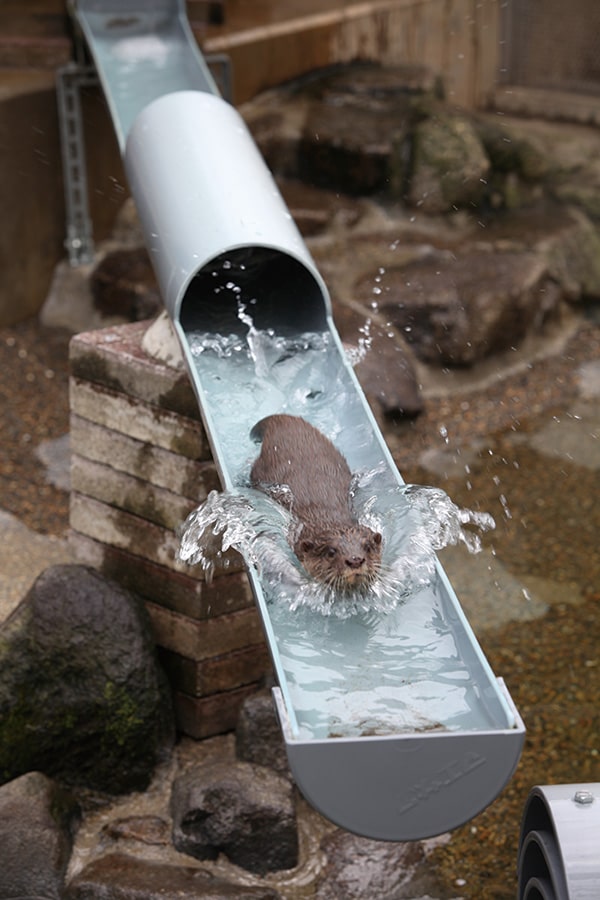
[1,312,599,898]
[0,318,71,534]
[389,319,600,898]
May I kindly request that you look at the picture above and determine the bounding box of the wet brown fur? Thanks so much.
[250,414,382,588]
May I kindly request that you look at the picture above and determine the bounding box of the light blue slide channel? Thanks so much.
[70,0,525,840]
[70,0,218,149]
[176,307,515,740]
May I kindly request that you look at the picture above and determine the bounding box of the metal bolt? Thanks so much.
[573,790,595,805]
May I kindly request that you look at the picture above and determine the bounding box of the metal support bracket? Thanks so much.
[56,40,230,267]
[56,63,99,267]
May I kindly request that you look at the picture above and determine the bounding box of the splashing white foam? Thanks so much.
[178,483,495,619]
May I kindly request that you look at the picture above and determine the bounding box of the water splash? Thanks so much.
[188,292,331,357]
[344,317,373,367]
[178,481,495,620]
[178,488,297,584]
[401,483,495,554]
[181,313,495,618]
[188,319,330,372]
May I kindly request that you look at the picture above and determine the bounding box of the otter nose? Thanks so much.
[346,556,365,570]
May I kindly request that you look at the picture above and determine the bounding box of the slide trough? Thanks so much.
[68,0,525,841]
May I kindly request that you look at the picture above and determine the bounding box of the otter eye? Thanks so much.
[325,546,338,559]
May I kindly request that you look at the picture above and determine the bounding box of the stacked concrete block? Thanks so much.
[69,320,271,739]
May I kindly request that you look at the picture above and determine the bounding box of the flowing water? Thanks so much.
[177,305,508,741]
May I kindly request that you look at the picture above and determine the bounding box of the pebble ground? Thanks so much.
[391,318,600,898]
[0,318,70,534]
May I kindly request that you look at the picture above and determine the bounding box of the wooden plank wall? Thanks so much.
[203,0,502,109]
[0,1,501,109]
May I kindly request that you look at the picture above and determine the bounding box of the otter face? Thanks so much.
[295,525,382,590]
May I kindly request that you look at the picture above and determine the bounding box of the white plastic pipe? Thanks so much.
[124,91,329,326]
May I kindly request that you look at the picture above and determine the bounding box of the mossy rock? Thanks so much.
[0,565,174,793]
[408,113,490,213]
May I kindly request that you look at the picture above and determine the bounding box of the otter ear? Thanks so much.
[300,540,314,553]
[373,532,382,545]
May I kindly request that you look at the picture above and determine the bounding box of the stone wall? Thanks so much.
[68,321,271,739]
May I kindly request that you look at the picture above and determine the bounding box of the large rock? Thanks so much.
[316,830,430,899]
[0,564,174,793]
[355,247,562,365]
[333,303,423,417]
[0,771,80,900]
[352,332,423,417]
[475,114,552,183]
[299,66,419,195]
[235,690,289,775]
[66,854,283,899]
[278,177,364,237]
[243,62,440,196]
[243,62,600,228]
[171,761,298,875]
[476,112,600,222]
[408,113,490,213]
[535,208,600,302]
[480,204,600,300]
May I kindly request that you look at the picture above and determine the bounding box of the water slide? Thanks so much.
[68,0,525,840]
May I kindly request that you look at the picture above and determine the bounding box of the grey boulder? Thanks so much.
[0,564,174,793]
[0,771,80,900]
[171,761,298,875]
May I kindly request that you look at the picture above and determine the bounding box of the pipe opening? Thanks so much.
[519,833,554,895]
[179,247,329,337]
[522,881,554,900]
[518,793,568,900]
[520,794,552,837]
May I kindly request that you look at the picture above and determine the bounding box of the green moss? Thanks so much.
[102,681,144,748]
[0,696,35,780]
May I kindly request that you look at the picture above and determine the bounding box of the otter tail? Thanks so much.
[250,413,297,443]
[249,416,270,443]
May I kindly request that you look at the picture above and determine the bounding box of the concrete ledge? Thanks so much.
[146,601,264,663]
[159,644,271,698]
[69,322,200,419]
[69,321,270,738]
[70,378,207,458]
[493,85,600,127]
[173,685,262,740]
[71,454,201,531]
[70,415,218,499]
[71,492,192,573]
[70,534,253,620]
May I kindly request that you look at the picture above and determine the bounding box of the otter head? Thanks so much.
[295,525,382,591]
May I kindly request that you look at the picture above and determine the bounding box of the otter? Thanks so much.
[250,414,382,589]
